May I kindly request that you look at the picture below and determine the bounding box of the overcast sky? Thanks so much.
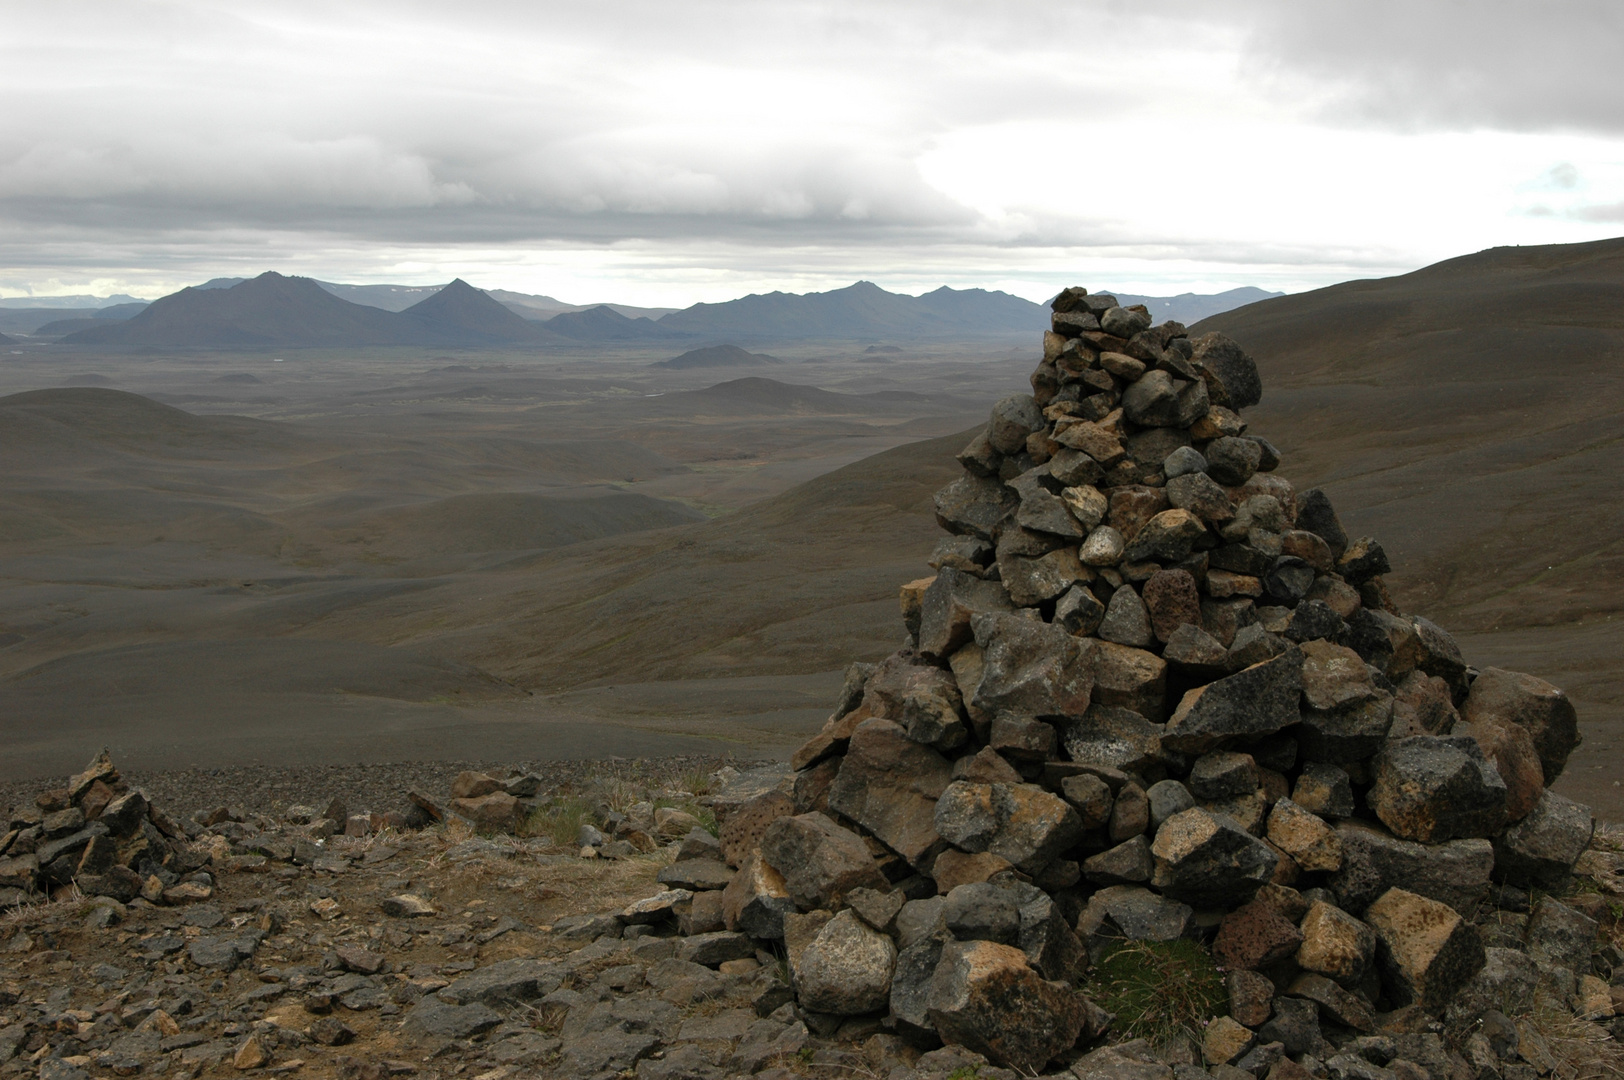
[3,0,1622,305]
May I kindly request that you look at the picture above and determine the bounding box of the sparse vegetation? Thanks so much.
[1088,939,1227,1047]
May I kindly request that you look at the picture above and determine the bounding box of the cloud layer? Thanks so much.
[3,1,1621,303]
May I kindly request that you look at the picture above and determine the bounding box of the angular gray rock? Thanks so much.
[1367,736,1508,843]
[1098,586,1154,648]
[1146,779,1195,830]
[827,717,953,869]
[933,780,1084,873]
[935,474,1018,541]
[1364,887,1485,1010]
[970,612,1093,720]
[944,882,1020,945]
[1162,647,1303,753]
[1492,790,1594,887]
[1150,806,1279,907]
[1058,704,1165,772]
[917,568,1014,661]
[926,939,1087,1073]
[1329,821,1494,916]
[759,812,887,909]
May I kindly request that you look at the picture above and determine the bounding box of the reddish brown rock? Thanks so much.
[720,790,796,868]
[1464,717,1543,823]
[1460,667,1582,783]
[1212,897,1306,971]
[1142,569,1202,644]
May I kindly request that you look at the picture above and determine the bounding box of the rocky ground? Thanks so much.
[0,754,1621,1080]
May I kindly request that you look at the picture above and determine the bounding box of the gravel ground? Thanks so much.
[0,753,759,823]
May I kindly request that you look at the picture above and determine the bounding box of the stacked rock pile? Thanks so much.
[630,287,1610,1074]
[0,752,219,909]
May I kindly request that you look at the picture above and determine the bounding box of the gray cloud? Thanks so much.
[1,1,1619,299]
[1235,1,1624,134]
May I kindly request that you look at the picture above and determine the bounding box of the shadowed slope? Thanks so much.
[64,273,419,347]
[400,279,557,343]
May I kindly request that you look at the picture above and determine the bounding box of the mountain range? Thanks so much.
[63,274,551,348]
[41,273,1283,350]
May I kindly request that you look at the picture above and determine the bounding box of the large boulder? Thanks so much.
[1150,807,1279,907]
[827,717,954,869]
[917,568,1014,661]
[1462,717,1544,822]
[759,812,887,909]
[926,939,1088,1073]
[934,781,1084,874]
[1328,821,1493,916]
[1364,888,1485,1011]
[1162,647,1303,753]
[1460,667,1582,783]
[970,613,1093,721]
[794,909,897,1015]
[935,475,1018,541]
[1367,736,1508,843]
[1492,790,1594,887]
[1191,332,1263,411]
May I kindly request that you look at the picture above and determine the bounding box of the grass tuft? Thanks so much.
[1088,938,1227,1047]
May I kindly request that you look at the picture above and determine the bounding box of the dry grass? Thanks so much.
[1522,1007,1624,1080]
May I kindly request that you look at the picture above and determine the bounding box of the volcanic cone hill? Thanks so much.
[653,344,783,369]
[543,286,1609,1074]
[61,273,554,348]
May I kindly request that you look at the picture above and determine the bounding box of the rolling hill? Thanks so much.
[654,280,1043,341]
[652,344,782,369]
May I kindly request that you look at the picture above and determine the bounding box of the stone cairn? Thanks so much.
[640,287,1609,1074]
[0,752,220,910]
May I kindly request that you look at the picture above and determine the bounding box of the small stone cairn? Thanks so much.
[637,288,1612,1074]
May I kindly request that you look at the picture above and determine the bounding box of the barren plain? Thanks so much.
[1,239,1622,822]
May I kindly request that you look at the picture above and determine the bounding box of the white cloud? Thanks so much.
[1,0,1622,304]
